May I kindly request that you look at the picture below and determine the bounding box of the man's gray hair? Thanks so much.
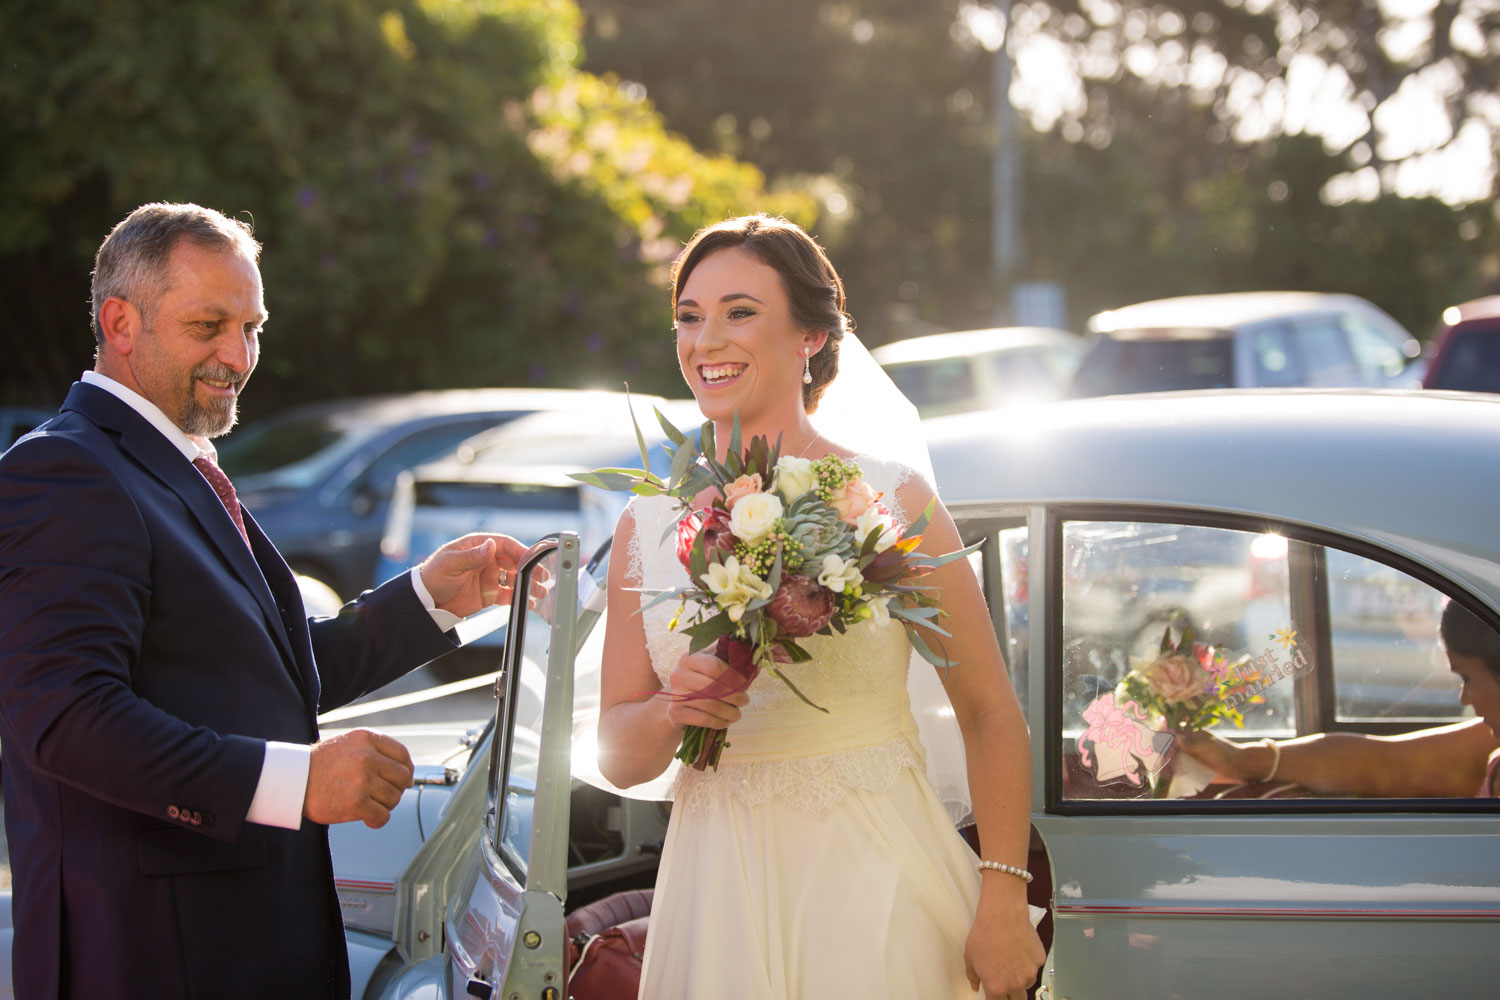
[90,203,262,347]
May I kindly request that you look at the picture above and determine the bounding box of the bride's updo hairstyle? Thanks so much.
[672,214,851,412]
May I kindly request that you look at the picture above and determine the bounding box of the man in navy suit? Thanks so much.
[0,203,529,998]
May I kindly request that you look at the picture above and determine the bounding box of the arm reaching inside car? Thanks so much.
[1177,717,1496,799]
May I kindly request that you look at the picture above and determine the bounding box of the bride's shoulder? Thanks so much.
[846,453,936,529]
[849,452,932,494]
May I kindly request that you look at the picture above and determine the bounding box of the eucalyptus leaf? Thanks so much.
[655,407,688,446]
[907,497,937,538]
[728,410,742,459]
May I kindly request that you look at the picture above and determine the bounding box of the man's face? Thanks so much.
[129,241,266,438]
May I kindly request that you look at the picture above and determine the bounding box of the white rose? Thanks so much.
[704,556,773,622]
[773,456,817,502]
[817,553,864,594]
[728,491,783,547]
[855,507,897,552]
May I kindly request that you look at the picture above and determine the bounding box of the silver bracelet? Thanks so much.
[1257,738,1282,782]
[976,860,1033,884]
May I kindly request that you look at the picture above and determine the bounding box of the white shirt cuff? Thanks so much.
[410,567,462,632]
[246,741,311,829]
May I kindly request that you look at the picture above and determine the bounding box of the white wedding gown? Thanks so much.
[627,457,988,999]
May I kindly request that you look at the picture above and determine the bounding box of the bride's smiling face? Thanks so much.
[674,248,822,426]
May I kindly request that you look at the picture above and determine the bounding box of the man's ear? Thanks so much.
[96,297,142,358]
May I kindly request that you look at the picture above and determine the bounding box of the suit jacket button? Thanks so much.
[190,811,202,826]
[167,805,180,820]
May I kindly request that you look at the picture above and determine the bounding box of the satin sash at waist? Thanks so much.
[715,686,925,766]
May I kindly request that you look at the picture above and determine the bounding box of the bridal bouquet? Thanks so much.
[1115,623,1259,796]
[573,408,976,770]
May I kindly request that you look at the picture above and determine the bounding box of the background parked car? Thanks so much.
[0,406,53,453]
[374,398,701,586]
[372,399,698,679]
[873,326,1085,418]
[1423,295,1500,394]
[217,388,643,599]
[1069,291,1424,397]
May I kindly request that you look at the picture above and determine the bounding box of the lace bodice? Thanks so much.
[625,455,928,816]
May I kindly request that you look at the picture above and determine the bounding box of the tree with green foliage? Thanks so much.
[0,0,812,416]
[576,0,1497,340]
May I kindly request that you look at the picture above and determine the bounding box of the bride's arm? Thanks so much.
[596,507,749,789]
[897,479,1046,998]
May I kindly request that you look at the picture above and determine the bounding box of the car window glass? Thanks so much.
[217,414,379,486]
[1289,315,1357,383]
[1340,314,1407,380]
[1058,519,1499,804]
[1248,323,1304,387]
[982,348,1065,405]
[884,358,977,418]
[1428,324,1500,393]
[1325,549,1462,723]
[1060,520,1295,801]
[494,549,558,876]
[953,522,1030,727]
[362,419,498,490]
[1069,336,1234,396]
[997,527,1030,726]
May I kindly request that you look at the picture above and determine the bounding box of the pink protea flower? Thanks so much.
[766,574,837,637]
[676,506,735,570]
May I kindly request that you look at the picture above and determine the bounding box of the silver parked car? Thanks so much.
[873,326,1085,418]
[271,389,1498,998]
[1071,292,1425,397]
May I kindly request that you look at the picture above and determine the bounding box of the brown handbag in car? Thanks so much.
[565,889,653,1000]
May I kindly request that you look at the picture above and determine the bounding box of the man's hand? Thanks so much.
[419,532,530,619]
[304,730,414,829]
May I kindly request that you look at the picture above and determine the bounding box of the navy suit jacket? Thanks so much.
[0,383,457,999]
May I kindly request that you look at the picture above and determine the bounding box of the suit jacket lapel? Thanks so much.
[244,511,319,709]
[64,384,301,673]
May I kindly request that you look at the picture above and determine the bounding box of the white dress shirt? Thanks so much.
[80,372,458,829]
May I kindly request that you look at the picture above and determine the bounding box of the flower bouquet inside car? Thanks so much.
[571,406,979,771]
[1114,623,1260,797]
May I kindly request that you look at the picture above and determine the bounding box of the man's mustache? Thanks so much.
[192,364,246,386]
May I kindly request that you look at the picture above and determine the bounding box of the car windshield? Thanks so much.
[1070,334,1234,397]
[1428,324,1500,393]
[217,412,382,488]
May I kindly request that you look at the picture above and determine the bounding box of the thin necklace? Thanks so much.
[796,434,823,459]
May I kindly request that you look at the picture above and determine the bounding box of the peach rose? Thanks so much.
[1143,654,1212,705]
[723,473,764,510]
[830,478,879,526]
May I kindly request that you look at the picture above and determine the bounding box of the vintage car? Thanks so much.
[341,388,1497,998]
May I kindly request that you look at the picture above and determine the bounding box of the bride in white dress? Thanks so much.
[596,215,1045,999]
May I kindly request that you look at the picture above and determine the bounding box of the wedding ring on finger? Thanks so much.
[498,568,509,588]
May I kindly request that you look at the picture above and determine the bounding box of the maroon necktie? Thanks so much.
[193,455,251,548]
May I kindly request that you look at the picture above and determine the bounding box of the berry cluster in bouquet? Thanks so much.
[573,407,978,771]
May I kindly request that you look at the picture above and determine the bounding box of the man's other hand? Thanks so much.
[304,730,414,829]
[419,532,530,619]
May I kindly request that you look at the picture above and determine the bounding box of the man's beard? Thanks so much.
[180,362,245,437]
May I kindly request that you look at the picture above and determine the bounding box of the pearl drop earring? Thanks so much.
[802,348,813,385]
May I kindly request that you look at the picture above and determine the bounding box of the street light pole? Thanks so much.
[992,0,1021,325]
